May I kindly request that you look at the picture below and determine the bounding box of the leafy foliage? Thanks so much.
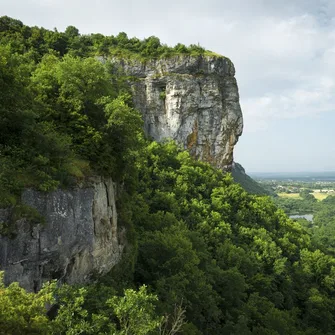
[0,273,166,334]
[125,141,335,334]
[2,16,335,335]
[3,142,335,334]
[0,272,56,334]
[274,195,317,215]
[0,16,221,61]
[0,41,143,207]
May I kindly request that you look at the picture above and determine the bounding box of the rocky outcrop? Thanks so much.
[0,178,124,291]
[0,54,243,290]
[110,54,243,169]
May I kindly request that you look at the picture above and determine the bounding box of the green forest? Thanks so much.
[2,16,335,334]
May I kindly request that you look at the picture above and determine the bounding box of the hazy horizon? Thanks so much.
[249,170,335,175]
[2,0,335,172]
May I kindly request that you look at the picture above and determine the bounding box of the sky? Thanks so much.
[1,0,335,172]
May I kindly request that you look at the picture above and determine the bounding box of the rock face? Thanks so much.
[0,178,124,291]
[0,54,243,289]
[111,54,243,169]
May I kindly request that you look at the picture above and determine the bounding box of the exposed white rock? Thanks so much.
[110,54,243,169]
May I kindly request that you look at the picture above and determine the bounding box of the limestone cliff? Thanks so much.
[0,54,243,289]
[0,178,125,291]
[110,54,243,169]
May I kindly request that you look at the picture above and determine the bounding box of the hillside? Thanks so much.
[232,162,275,196]
[1,16,335,335]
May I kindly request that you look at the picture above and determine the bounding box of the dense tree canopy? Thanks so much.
[1,16,335,335]
[0,16,215,61]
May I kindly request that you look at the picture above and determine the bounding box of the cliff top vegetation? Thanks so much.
[2,16,335,335]
[0,15,224,61]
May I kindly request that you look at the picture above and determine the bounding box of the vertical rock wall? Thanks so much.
[0,178,124,291]
[111,54,243,169]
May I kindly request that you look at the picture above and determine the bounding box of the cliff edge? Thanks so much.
[110,54,243,169]
[0,54,243,290]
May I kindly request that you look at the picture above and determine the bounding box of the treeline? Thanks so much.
[2,17,335,334]
[0,16,212,61]
[293,196,335,256]
[274,190,317,215]
[0,45,143,206]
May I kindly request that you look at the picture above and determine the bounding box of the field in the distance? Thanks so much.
[312,193,329,201]
[278,193,329,201]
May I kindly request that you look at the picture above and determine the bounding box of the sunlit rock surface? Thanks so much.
[110,55,243,169]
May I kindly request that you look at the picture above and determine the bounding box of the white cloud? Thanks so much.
[242,74,335,133]
[220,10,335,133]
